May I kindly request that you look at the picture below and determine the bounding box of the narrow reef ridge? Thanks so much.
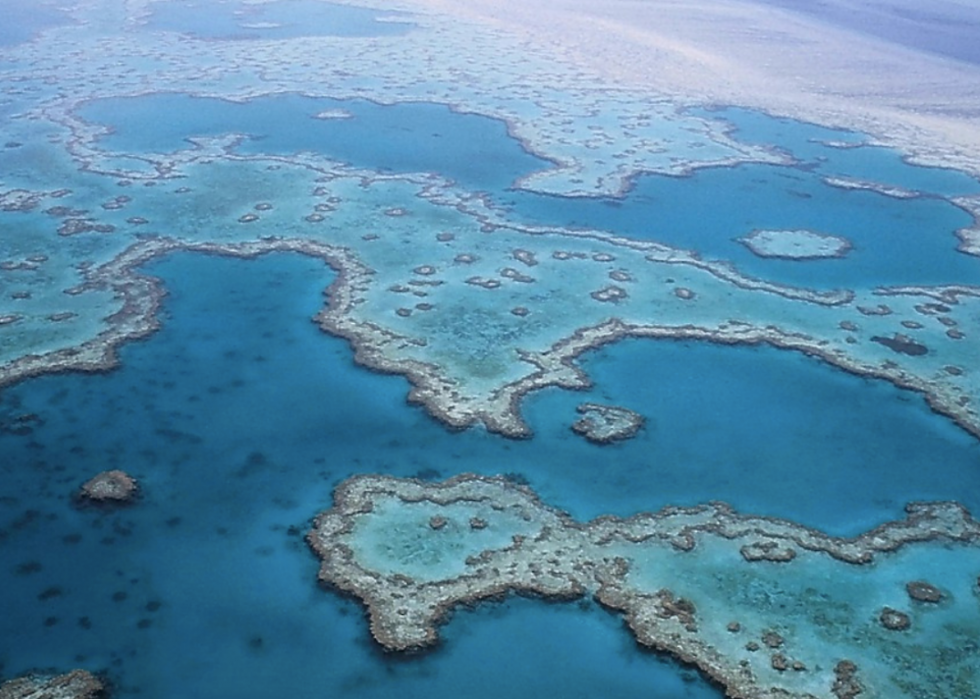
[822,176,919,200]
[737,229,852,261]
[0,670,105,699]
[309,474,980,699]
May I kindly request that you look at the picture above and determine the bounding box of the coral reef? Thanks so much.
[309,474,980,698]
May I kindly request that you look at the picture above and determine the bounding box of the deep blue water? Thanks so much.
[0,253,724,698]
[0,0,70,47]
[76,92,980,289]
[527,337,980,536]
[144,0,412,40]
[2,251,978,693]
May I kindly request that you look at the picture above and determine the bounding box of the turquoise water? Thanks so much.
[1,251,978,692]
[506,107,980,289]
[144,0,412,40]
[76,93,548,193]
[527,337,980,534]
[76,93,980,289]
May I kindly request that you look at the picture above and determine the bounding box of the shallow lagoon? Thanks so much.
[2,252,978,694]
[503,163,979,289]
[692,106,980,196]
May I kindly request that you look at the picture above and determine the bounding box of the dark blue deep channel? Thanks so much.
[1,252,978,696]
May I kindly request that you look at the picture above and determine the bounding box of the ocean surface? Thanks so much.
[0,253,727,698]
[3,23,980,696]
[2,247,978,695]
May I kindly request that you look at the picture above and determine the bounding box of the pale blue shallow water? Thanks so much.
[144,0,412,40]
[0,0,70,47]
[1,251,978,694]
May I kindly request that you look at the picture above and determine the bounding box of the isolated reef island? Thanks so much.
[737,229,853,261]
[2,0,980,696]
